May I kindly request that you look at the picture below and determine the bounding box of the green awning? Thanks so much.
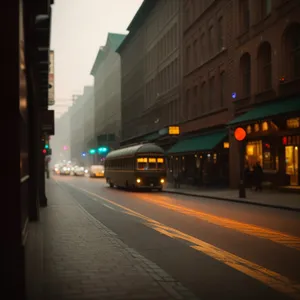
[167,129,227,154]
[143,132,160,142]
[228,97,300,126]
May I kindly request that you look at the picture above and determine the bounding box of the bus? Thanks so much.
[104,143,166,191]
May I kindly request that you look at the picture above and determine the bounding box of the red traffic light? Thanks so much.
[42,149,47,154]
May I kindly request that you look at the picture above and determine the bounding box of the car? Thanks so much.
[89,165,105,178]
[74,166,85,176]
[60,165,71,175]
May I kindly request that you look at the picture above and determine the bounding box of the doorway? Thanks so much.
[285,146,299,185]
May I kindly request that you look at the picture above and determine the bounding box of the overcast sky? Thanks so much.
[50,0,143,118]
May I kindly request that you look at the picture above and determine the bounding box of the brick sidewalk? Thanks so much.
[41,179,199,300]
[164,184,300,211]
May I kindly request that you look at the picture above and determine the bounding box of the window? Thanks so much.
[287,118,300,128]
[262,0,272,17]
[239,0,250,33]
[137,158,147,170]
[246,141,262,168]
[257,42,272,91]
[200,82,206,113]
[217,17,224,51]
[209,77,214,111]
[200,33,206,63]
[220,72,225,107]
[240,53,251,96]
[193,85,198,118]
[148,158,157,170]
[185,89,190,119]
[262,142,278,171]
[186,45,191,73]
[157,157,165,169]
[283,23,300,79]
[193,39,198,65]
[208,26,214,56]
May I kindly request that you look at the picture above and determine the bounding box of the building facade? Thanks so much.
[228,0,300,188]
[91,33,125,160]
[3,0,54,298]
[117,0,182,146]
[166,0,235,187]
[51,111,71,164]
[70,95,85,164]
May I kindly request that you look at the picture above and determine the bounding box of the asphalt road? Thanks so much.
[52,175,300,300]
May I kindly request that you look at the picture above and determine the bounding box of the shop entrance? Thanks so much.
[285,146,299,186]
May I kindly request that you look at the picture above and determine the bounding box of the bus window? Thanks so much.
[157,157,165,169]
[137,158,147,170]
[148,158,157,169]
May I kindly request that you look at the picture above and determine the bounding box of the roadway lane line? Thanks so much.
[130,193,300,252]
[66,183,300,299]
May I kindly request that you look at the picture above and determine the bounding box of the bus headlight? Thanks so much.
[160,179,165,184]
[136,178,141,183]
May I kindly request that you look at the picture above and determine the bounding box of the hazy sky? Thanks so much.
[51,0,143,118]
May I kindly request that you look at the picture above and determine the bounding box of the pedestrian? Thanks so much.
[253,161,263,191]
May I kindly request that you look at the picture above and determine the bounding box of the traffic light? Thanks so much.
[45,144,49,149]
[42,148,52,155]
[98,147,108,153]
[89,149,96,155]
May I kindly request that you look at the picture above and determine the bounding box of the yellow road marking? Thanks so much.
[132,193,300,251]
[67,183,300,299]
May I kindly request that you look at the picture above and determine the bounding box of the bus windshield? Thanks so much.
[136,157,165,170]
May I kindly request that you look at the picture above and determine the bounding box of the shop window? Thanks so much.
[287,118,300,128]
[262,142,278,171]
[246,141,262,168]
[262,121,269,131]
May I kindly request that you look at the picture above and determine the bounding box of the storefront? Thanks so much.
[228,98,300,188]
[166,128,229,187]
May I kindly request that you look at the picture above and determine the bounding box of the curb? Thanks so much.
[163,190,300,212]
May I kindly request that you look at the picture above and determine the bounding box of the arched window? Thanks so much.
[240,53,251,97]
[257,42,272,91]
[283,23,300,80]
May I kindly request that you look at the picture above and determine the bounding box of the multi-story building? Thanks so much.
[117,0,182,147]
[82,86,94,149]
[51,110,71,163]
[228,0,300,189]
[69,95,85,164]
[91,33,125,158]
[166,0,235,187]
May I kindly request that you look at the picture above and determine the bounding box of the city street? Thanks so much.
[51,175,300,300]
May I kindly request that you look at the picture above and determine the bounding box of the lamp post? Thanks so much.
[234,127,247,198]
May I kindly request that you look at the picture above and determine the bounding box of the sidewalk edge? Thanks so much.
[163,190,300,212]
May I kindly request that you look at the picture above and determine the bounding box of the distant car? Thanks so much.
[60,166,71,175]
[74,166,85,176]
[89,165,105,178]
